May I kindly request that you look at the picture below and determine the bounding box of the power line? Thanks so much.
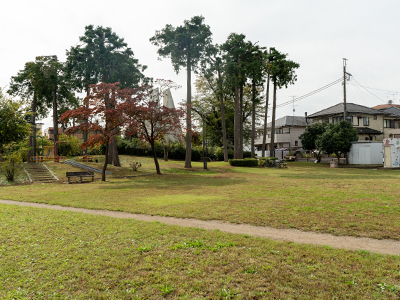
[276,78,343,109]
[350,77,385,103]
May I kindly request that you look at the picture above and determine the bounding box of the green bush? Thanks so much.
[117,138,203,161]
[228,158,258,167]
[258,157,278,166]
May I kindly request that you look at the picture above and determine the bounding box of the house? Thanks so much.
[254,116,310,154]
[373,106,400,138]
[43,127,64,140]
[307,103,386,141]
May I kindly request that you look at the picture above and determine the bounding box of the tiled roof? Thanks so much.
[356,127,383,135]
[379,106,400,117]
[266,116,309,128]
[308,103,387,118]
[372,104,400,109]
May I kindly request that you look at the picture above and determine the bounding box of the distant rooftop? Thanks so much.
[308,103,387,118]
[372,104,400,110]
[257,116,309,129]
[377,106,400,117]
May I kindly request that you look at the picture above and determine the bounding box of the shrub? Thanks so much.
[129,161,142,171]
[0,158,22,182]
[229,158,258,167]
[117,138,204,161]
[258,157,278,166]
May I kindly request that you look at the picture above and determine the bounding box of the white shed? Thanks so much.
[348,142,383,165]
[383,138,400,168]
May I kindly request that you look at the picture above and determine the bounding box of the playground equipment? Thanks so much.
[30,141,67,163]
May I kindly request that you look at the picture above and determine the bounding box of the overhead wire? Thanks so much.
[350,77,386,103]
[275,78,343,109]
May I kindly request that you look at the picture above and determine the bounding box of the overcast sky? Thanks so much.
[2,0,399,129]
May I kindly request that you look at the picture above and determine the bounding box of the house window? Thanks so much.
[384,119,395,128]
[322,118,329,123]
[295,141,298,146]
[373,115,377,120]
[363,117,369,126]
[346,116,353,124]
[275,128,283,134]
[332,117,338,124]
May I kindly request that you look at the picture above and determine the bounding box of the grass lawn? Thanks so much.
[1,204,400,299]
[1,156,400,240]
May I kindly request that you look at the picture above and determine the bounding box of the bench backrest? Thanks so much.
[66,171,94,176]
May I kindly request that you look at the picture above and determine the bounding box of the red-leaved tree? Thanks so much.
[124,80,185,175]
[60,82,137,181]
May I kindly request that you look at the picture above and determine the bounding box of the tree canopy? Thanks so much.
[150,15,213,168]
[299,122,328,162]
[66,25,147,90]
[316,121,359,160]
[0,91,31,161]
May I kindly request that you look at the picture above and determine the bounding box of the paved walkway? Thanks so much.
[1,199,399,256]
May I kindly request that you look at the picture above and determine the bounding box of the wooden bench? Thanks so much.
[66,171,95,183]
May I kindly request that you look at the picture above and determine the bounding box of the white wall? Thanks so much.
[348,142,383,165]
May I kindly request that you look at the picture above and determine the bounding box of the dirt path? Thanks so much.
[1,199,399,256]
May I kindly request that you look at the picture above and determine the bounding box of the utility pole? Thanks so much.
[343,58,352,121]
[343,58,347,121]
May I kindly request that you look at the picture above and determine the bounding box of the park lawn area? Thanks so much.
[1,156,400,240]
[1,204,400,299]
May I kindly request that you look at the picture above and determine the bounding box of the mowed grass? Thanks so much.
[1,204,400,299]
[1,156,400,239]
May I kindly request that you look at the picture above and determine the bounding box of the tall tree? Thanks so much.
[150,15,213,168]
[192,76,263,150]
[247,46,268,158]
[267,48,300,156]
[199,44,229,161]
[60,83,134,181]
[65,25,147,165]
[9,60,48,163]
[261,48,271,158]
[35,55,77,148]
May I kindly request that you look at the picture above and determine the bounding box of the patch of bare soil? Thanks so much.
[1,199,399,256]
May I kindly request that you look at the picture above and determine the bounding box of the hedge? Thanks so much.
[228,158,259,167]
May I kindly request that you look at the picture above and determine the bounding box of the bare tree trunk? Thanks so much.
[251,79,256,158]
[262,72,270,157]
[239,84,244,159]
[184,58,192,168]
[102,140,109,181]
[233,85,240,159]
[0,143,4,162]
[270,82,277,157]
[162,140,169,161]
[53,80,58,157]
[82,89,89,154]
[151,141,161,175]
[28,92,37,163]
[107,132,121,167]
[217,71,228,162]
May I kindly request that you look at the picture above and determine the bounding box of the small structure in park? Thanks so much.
[30,142,66,163]
[383,138,400,168]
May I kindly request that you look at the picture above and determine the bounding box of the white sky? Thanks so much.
[2,0,400,129]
